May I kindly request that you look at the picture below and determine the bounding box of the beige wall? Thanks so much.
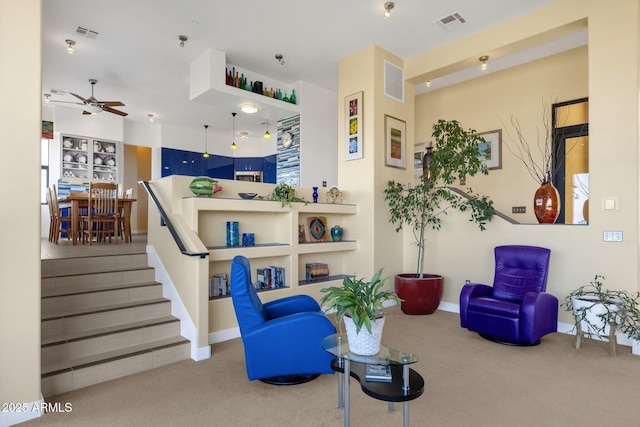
[0,0,43,422]
[408,0,639,326]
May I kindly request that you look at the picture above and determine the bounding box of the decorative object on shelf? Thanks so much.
[290,89,297,105]
[327,186,342,204]
[345,91,363,161]
[319,269,401,355]
[307,216,329,242]
[298,224,306,243]
[260,183,308,207]
[94,141,101,151]
[63,153,73,162]
[534,180,561,224]
[562,275,640,356]
[94,155,103,165]
[305,263,329,281]
[104,144,115,153]
[63,139,73,148]
[76,154,87,164]
[365,364,392,382]
[189,176,219,197]
[384,114,407,169]
[242,233,255,247]
[106,157,116,166]
[80,140,88,151]
[385,119,495,315]
[312,187,319,203]
[226,221,240,247]
[238,192,257,200]
[330,225,344,242]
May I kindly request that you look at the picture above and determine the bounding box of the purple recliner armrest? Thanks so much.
[459,283,493,327]
[520,292,559,343]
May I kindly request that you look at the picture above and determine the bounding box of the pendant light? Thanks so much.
[203,124,210,158]
[263,120,271,139]
[230,113,237,150]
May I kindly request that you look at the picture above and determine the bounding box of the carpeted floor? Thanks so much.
[24,308,640,427]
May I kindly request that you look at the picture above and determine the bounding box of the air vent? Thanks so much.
[50,89,67,96]
[384,61,404,103]
[434,11,466,31]
[74,26,99,39]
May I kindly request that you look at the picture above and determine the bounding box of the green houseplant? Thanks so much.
[259,183,309,207]
[562,275,640,356]
[384,119,496,315]
[320,269,401,355]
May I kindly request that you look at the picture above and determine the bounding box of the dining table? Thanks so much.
[58,192,136,245]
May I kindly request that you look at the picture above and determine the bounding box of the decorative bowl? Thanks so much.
[238,192,257,200]
[189,176,218,197]
[105,144,115,153]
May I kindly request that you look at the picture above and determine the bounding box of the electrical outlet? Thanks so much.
[512,206,526,214]
[603,231,623,242]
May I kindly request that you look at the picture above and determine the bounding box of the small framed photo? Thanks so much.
[414,143,427,177]
[345,91,363,161]
[476,129,502,170]
[385,115,406,169]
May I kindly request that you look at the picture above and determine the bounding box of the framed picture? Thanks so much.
[385,115,406,169]
[345,91,363,161]
[414,143,427,177]
[476,129,502,170]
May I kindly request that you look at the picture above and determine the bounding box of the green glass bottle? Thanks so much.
[290,89,297,104]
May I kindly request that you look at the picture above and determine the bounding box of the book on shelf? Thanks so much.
[209,273,229,298]
[255,266,286,289]
[365,364,392,382]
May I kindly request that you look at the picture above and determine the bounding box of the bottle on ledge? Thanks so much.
[290,89,297,104]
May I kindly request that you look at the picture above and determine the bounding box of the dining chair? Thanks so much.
[81,182,120,245]
[48,184,72,244]
[118,187,133,242]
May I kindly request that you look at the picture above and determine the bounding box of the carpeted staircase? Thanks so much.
[40,253,190,397]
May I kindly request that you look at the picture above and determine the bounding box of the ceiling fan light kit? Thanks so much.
[68,79,128,117]
[240,103,259,114]
[65,39,75,54]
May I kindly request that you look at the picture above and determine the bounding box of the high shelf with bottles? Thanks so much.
[180,197,357,300]
[61,134,122,183]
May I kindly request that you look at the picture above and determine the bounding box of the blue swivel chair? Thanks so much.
[230,255,336,384]
[460,245,558,345]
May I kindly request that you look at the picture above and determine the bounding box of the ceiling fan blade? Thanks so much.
[103,106,128,117]
[50,100,84,105]
[82,110,92,115]
[98,101,125,107]
[70,92,88,103]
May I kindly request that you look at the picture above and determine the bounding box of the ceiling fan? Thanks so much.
[60,79,128,116]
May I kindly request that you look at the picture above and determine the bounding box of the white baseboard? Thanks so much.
[209,327,241,344]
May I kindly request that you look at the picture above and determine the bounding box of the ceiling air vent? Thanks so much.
[50,88,67,96]
[434,11,466,31]
[74,26,99,39]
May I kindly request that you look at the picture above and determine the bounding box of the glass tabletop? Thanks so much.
[321,334,418,366]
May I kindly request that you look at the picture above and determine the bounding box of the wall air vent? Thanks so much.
[434,11,467,31]
[384,60,404,103]
[74,26,99,39]
[50,89,67,96]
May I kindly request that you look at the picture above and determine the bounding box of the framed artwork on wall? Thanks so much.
[476,129,502,170]
[384,115,406,169]
[345,91,363,161]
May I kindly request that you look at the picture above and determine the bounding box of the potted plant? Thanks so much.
[259,183,309,207]
[384,119,496,315]
[562,275,640,356]
[320,269,401,355]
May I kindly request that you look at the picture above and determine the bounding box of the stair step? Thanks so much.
[42,283,163,319]
[42,253,150,277]
[42,316,182,368]
[42,298,171,340]
[42,268,156,297]
[41,338,190,397]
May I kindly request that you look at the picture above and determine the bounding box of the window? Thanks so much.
[41,138,49,204]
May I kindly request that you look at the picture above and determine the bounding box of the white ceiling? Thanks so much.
[42,0,572,140]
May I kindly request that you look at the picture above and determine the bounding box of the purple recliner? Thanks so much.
[460,245,558,345]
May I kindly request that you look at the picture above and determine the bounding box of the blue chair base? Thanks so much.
[259,373,321,385]
[479,333,541,347]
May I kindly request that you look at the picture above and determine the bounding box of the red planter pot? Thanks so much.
[394,274,444,315]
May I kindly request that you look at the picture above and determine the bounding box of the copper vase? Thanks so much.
[534,182,560,223]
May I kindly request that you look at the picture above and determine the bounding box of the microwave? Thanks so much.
[235,171,263,182]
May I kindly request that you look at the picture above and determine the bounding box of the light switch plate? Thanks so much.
[603,231,623,242]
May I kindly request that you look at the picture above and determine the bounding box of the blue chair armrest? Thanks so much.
[263,295,321,319]
[460,283,493,327]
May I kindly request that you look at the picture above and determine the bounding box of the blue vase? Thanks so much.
[330,226,343,242]
[312,187,319,203]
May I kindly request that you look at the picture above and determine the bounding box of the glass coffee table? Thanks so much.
[321,334,424,427]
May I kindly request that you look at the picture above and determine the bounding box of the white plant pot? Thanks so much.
[632,339,640,356]
[572,296,621,337]
[344,315,385,356]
